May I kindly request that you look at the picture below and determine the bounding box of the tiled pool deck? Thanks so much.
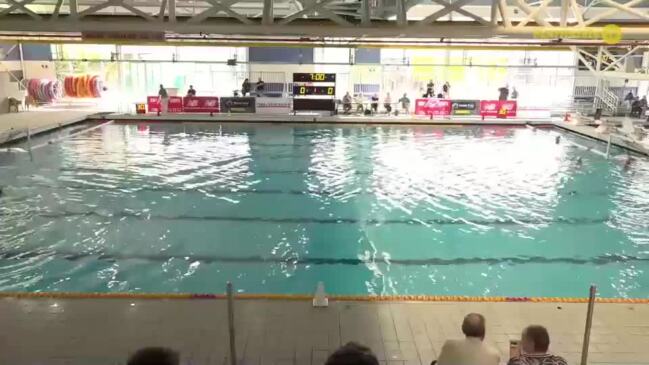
[1,297,647,365]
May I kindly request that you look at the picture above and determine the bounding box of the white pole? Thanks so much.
[605,134,612,159]
[580,285,597,365]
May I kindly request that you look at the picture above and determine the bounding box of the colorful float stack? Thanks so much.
[27,79,63,103]
[64,75,104,98]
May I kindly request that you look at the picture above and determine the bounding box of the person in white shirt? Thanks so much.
[384,92,392,114]
[436,313,500,365]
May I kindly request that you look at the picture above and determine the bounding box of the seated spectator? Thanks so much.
[399,93,411,114]
[186,85,196,97]
[370,94,379,113]
[354,93,364,113]
[343,92,353,114]
[127,347,179,365]
[384,92,392,114]
[436,313,500,365]
[508,325,567,365]
[325,342,379,365]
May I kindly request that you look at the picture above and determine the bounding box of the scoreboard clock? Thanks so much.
[293,73,336,83]
[293,85,335,96]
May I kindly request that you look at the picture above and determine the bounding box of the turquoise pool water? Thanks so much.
[0,122,648,298]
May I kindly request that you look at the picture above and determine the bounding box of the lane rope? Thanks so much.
[0,292,646,303]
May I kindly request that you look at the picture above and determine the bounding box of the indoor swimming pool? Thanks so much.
[0,122,647,298]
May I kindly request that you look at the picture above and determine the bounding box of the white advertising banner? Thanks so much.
[255,97,292,114]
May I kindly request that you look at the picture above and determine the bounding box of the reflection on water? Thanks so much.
[0,123,648,297]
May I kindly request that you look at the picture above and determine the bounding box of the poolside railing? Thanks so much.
[222,283,599,365]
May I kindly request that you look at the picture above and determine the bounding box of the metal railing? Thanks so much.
[222,282,599,365]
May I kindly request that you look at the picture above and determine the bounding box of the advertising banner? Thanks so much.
[480,100,518,118]
[183,96,220,113]
[147,96,183,113]
[256,97,292,114]
[168,97,183,113]
[414,98,452,116]
[147,96,160,113]
[451,100,479,115]
[221,97,256,113]
[293,98,336,112]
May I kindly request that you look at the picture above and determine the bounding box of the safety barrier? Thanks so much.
[0,284,629,365]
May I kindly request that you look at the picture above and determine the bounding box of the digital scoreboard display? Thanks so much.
[293,85,336,96]
[293,73,336,83]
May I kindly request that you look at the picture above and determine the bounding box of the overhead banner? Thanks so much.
[451,100,479,115]
[221,97,256,113]
[256,97,292,114]
[480,100,518,118]
[183,96,220,113]
[414,98,452,116]
[147,96,182,113]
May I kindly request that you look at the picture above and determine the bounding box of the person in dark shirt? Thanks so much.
[186,85,196,97]
[426,80,434,97]
[370,94,379,113]
[498,85,509,101]
[508,325,567,365]
[241,78,251,96]
[158,84,169,113]
[255,78,265,96]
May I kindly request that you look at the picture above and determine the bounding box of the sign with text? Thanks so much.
[256,97,292,114]
[220,97,256,113]
[183,96,220,113]
[147,96,183,113]
[480,100,518,118]
[451,100,479,115]
[414,98,452,116]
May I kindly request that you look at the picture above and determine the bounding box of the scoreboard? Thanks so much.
[293,85,335,96]
[292,73,336,83]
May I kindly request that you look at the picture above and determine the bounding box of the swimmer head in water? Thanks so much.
[555,135,561,144]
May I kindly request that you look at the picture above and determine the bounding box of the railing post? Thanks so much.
[26,128,33,162]
[580,285,596,365]
[226,282,237,365]
[605,134,612,159]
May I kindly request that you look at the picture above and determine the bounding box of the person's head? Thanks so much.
[521,325,551,354]
[403,93,407,97]
[461,313,486,340]
[127,347,179,365]
[189,85,194,89]
[258,77,262,82]
[325,342,379,365]
[159,84,164,89]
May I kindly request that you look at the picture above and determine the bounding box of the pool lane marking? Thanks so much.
[1,247,646,266]
[27,210,611,225]
[30,120,115,150]
[0,291,647,304]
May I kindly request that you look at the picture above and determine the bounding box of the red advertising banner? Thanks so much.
[168,97,183,113]
[147,96,160,113]
[479,100,517,118]
[147,96,183,113]
[414,98,452,116]
[183,96,220,113]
